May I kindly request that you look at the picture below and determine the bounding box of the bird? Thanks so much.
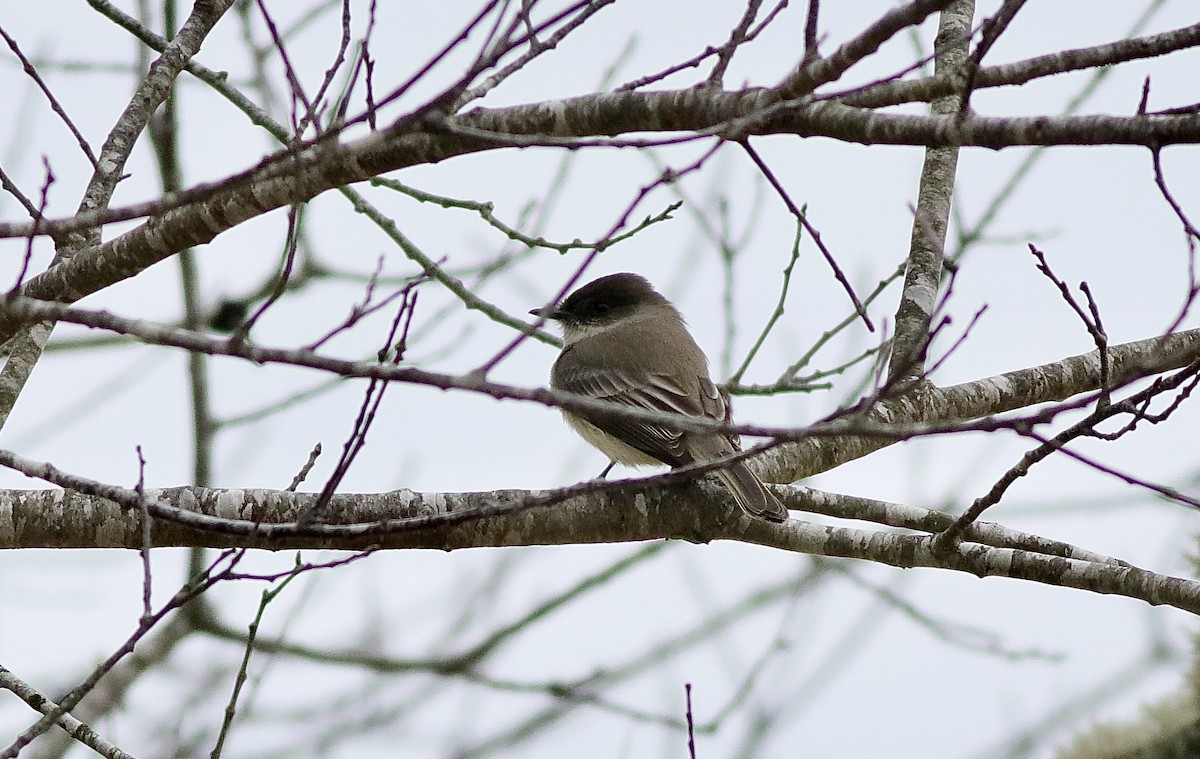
[532,272,788,522]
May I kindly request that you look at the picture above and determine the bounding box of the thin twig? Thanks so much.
[0,25,98,167]
[481,140,724,376]
[803,0,821,64]
[706,0,765,87]
[136,445,153,622]
[958,0,1028,114]
[10,158,53,293]
[728,217,803,385]
[1,550,247,757]
[740,140,873,332]
[210,557,309,759]
[287,443,322,492]
[685,683,697,759]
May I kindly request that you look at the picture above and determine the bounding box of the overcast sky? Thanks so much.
[1,2,1199,757]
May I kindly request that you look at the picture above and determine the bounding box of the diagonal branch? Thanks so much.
[0,665,133,759]
[759,326,1200,483]
[0,0,237,435]
[887,0,972,386]
[774,0,955,98]
[73,0,238,245]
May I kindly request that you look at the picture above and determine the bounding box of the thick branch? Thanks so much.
[760,327,1200,482]
[71,0,237,244]
[844,20,1200,109]
[0,0,237,433]
[1,484,1197,617]
[0,93,1197,343]
[774,0,954,98]
[888,0,971,384]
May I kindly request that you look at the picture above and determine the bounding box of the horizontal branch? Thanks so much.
[0,88,1197,343]
[2,480,1197,617]
[1,296,1197,484]
[842,20,1200,108]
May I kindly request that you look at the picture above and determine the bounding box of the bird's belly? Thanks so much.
[562,412,664,467]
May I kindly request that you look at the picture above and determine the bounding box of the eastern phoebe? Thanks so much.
[533,272,788,522]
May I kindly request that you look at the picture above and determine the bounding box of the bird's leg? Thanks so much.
[596,461,616,479]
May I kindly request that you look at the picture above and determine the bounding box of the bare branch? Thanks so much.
[887,0,972,386]
[0,666,134,759]
[2,475,1199,616]
[740,141,872,331]
[0,26,98,167]
[775,0,955,98]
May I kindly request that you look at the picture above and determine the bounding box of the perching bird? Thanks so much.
[533,272,787,522]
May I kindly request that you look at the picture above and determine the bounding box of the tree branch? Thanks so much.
[0,95,1197,345]
[1,481,1197,616]
[888,0,972,385]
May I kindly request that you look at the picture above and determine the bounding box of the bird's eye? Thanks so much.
[593,301,611,314]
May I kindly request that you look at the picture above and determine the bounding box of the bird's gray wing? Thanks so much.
[554,366,726,467]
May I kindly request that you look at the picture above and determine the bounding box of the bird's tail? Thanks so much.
[714,462,788,523]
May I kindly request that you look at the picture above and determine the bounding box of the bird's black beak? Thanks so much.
[529,306,560,320]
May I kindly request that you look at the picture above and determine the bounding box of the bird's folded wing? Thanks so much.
[555,369,726,467]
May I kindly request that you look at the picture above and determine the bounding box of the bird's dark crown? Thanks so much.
[545,272,669,325]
